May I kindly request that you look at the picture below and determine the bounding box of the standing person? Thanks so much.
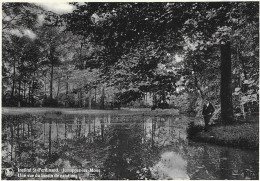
[202,99,215,131]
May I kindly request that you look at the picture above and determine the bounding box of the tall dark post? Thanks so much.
[220,41,234,123]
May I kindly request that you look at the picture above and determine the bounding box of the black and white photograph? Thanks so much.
[2,1,259,180]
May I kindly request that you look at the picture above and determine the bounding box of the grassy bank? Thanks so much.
[2,107,179,116]
[188,121,259,150]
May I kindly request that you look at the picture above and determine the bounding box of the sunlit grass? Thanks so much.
[195,123,259,149]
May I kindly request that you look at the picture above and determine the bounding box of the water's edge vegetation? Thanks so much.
[187,121,259,150]
[3,107,258,150]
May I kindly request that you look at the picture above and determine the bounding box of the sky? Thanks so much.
[35,2,76,14]
[4,2,76,39]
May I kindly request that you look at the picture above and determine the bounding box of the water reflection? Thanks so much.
[151,151,189,179]
[2,114,258,180]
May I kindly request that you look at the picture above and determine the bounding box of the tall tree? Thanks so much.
[220,41,234,122]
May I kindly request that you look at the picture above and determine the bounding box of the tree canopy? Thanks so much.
[2,2,259,122]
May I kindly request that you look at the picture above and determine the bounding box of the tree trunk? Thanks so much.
[65,76,69,107]
[78,90,81,107]
[18,79,21,107]
[50,62,54,100]
[28,82,31,105]
[193,71,204,98]
[23,82,26,101]
[31,78,35,107]
[237,45,246,119]
[28,123,30,138]
[89,88,92,109]
[79,42,84,68]
[220,41,234,123]
[11,59,16,99]
[80,90,83,107]
[238,40,248,93]
[56,78,61,98]
[153,92,157,107]
[100,87,105,109]
[44,76,47,97]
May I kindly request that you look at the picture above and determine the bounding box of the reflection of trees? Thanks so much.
[102,116,161,179]
[101,118,104,141]
[151,118,155,148]
[186,144,258,180]
[219,150,230,179]
[10,123,14,161]
[48,120,52,158]
[76,117,81,138]
[2,114,258,180]
[2,115,41,167]
[101,117,159,180]
[22,122,25,139]
[56,120,59,140]
[64,115,67,140]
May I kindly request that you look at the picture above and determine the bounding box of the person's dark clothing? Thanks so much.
[202,102,215,131]
[202,102,215,116]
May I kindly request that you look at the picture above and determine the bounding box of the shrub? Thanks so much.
[209,123,259,149]
[42,97,59,107]
[187,121,204,139]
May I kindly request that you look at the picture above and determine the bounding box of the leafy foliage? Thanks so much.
[2,2,259,120]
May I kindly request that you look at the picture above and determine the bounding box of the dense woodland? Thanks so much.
[2,2,259,123]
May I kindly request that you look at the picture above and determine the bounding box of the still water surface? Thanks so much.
[2,113,258,180]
